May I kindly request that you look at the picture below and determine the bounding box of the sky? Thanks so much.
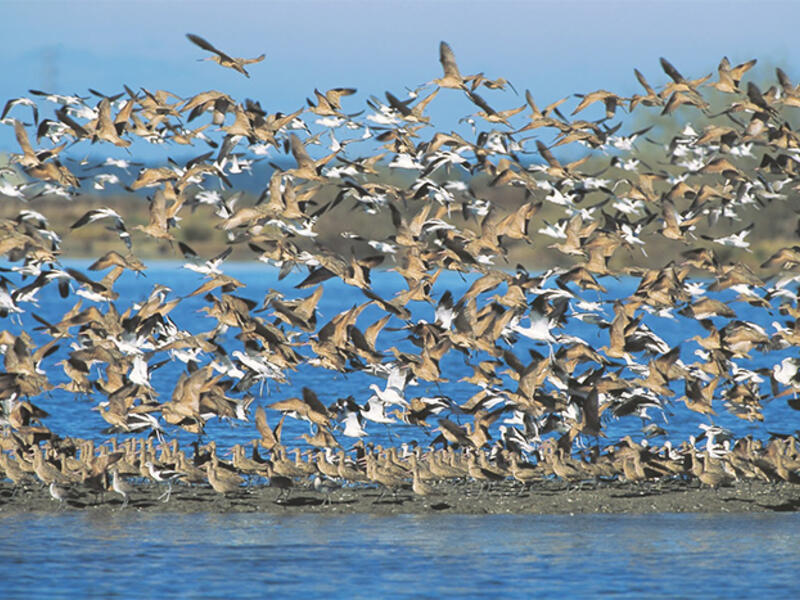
[2,0,800,158]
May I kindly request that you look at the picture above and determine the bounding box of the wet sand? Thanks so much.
[2,479,799,515]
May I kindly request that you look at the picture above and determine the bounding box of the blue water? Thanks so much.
[0,511,797,598]
[12,261,796,452]
[5,264,800,598]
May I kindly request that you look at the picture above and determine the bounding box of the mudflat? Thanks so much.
[2,479,798,516]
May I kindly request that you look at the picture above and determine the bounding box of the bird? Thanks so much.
[365,453,407,503]
[204,460,243,496]
[255,406,285,450]
[186,33,265,77]
[433,41,468,90]
[409,454,435,497]
[5,44,800,518]
[307,88,358,117]
[266,463,294,504]
[313,475,342,505]
[49,481,69,509]
[144,461,179,503]
[111,469,135,508]
[70,207,131,249]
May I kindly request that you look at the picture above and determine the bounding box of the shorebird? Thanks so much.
[186,33,265,78]
[433,41,468,90]
[313,475,341,505]
[508,454,539,490]
[772,358,800,398]
[464,91,525,127]
[435,418,475,449]
[144,460,179,503]
[255,406,285,451]
[409,454,435,497]
[336,450,369,484]
[366,453,407,503]
[88,250,146,274]
[0,452,31,495]
[572,89,627,119]
[32,446,69,486]
[342,410,368,439]
[49,481,69,509]
[6,46,800,515]
[284,132,339,181]
[204,460,243,496]
[265,462,293,504]
[268,387,331,429]
[384,89,439,124]
[466,452,505,494]
[690,451,735,489]
[307,88,357,117]
[111,469,135,508]
[367,368,409,408]
[2,96,38,125]
[300,426,339,449]
[70,207,130,249]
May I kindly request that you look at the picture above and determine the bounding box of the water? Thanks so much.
[6,266,800,597]
[1,511,797,598]
[13,261,797,452]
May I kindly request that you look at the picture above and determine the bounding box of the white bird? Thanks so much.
[702,224,753,251]
[360,398,397,425]
[232,348,287,390]
[342,410,368,438]
[128,354,151,388]
[0,179,31,200]
[433,291,457,330]
[773,357,800,397]
[368,366,411,408]
[505,308,558,357]
[360,397,398,442]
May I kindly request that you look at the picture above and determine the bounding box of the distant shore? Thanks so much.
[2,190,796,271]
[2,479,798,516]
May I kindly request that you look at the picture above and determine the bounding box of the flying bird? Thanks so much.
[186,33,265,78]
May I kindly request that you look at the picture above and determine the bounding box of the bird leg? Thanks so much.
[158,481,172,503]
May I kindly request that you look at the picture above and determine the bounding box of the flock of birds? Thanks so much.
[2,35,800,508]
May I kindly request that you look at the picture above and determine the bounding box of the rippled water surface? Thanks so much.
[1,512,798,598]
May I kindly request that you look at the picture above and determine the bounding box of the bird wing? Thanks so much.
[659,57,685,83]
[302,387,329,416]
[13,119,35,158]
[289,133,315,170]
[186,33,234,62]
[467,91,495,114]
[536,141,560,168]
[439,41,462,79]
[240,54,266,65]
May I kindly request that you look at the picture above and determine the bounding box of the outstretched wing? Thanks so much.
[186,33,233,62]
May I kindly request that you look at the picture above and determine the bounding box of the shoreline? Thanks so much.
[3,479,798,516]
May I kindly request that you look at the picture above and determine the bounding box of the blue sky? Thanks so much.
[2,0,799,158]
